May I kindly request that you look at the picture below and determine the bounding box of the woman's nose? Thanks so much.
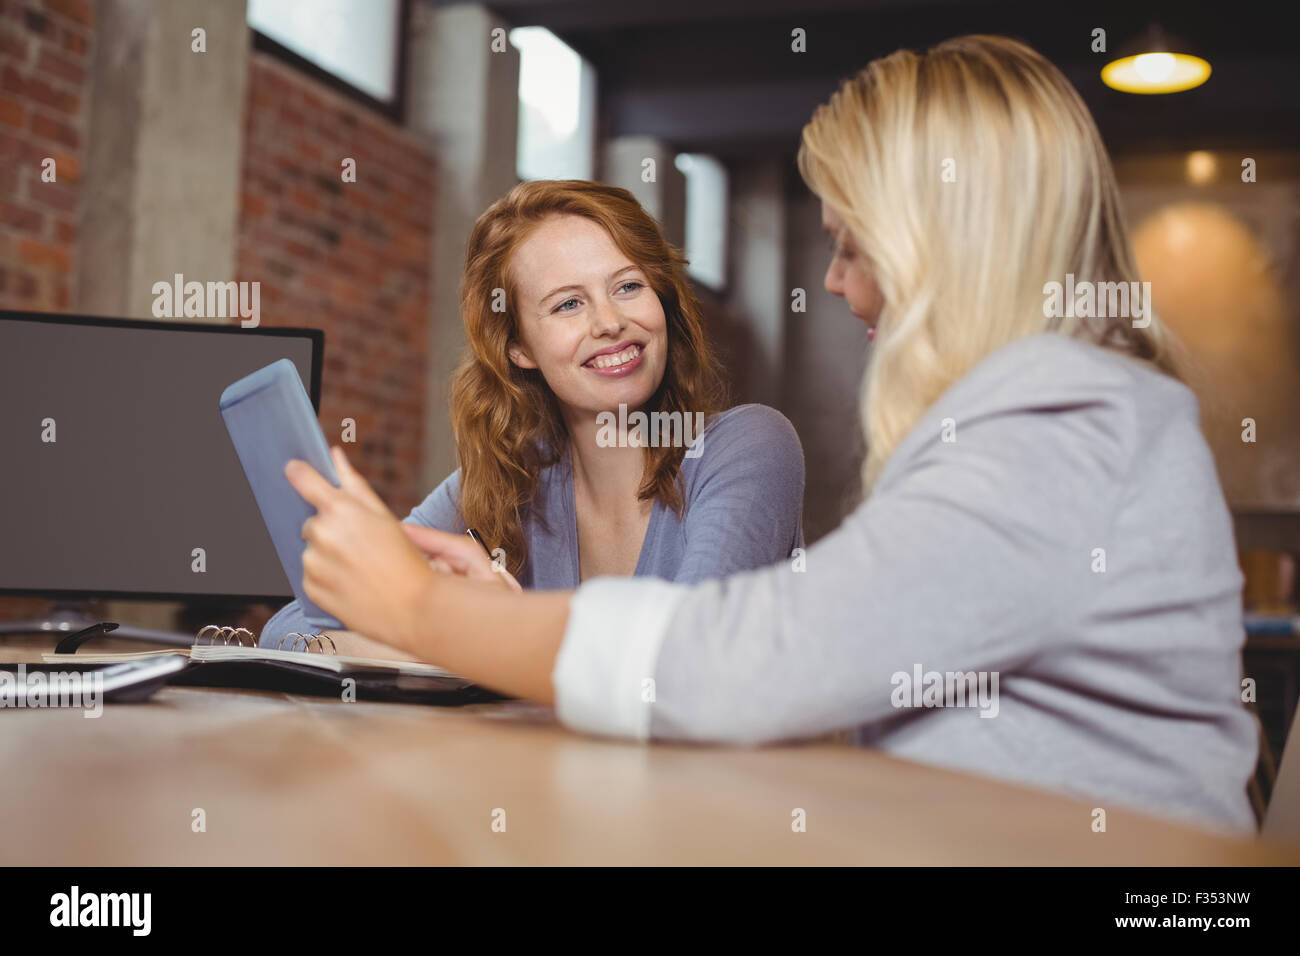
[824,262,844,298]
[589,301,625,336]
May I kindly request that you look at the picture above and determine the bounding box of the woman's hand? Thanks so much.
[289,446,572,704]
[285,446,436,654]
[401,525,523,593]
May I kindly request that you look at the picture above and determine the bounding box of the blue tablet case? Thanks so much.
[219,359,343,629]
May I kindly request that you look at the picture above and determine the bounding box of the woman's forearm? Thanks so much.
[394,576,572,705]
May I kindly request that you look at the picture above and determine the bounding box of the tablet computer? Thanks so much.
[219,359,343,629]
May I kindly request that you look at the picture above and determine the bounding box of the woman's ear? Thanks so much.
[507,341,538,369]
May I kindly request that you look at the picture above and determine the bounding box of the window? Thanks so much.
[675,154,728,291]
[248,0,405,117]
[510,27,596,182]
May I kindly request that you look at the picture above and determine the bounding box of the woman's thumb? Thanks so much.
[403,523,475,562]
[331,446,387,512]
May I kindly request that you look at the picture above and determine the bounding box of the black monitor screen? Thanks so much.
[0,313,322,601]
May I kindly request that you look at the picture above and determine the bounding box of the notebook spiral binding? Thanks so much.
[280,631,337,654]
[194,625,337,655]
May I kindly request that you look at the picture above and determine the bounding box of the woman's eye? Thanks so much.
[619,281,643,294]
[554,298,579,313]
[827,232,853,261]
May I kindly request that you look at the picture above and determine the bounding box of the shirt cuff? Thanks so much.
[551,576,689,740]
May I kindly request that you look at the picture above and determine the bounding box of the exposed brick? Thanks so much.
[59,24,86,56]
[281,236,319,262]
[47,149,77,180]
[18,237,71,272]
[0,199,42,233]
[29,110,77,147]
[237,53,433,511]
[0,130,39,162]
[35,47,84,86]
[44,0,92,27]
[263,257,294,280]
[0,25,27,59]
[21,72,79,113]
[0,4,88,315]
[27,178,76,213]
[287,184,321,212]
[242,193,267,218]
[0,163,17,197]
[0,94,22,126]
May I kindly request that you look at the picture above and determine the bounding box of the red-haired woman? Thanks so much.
[262,179,805,655]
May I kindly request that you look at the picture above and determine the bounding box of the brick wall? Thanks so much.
[0,0,92,313]
[236,53,435,516]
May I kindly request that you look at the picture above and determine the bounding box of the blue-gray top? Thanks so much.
[260,403,805,648]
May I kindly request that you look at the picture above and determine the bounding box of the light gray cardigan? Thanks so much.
[554,332,1259,835]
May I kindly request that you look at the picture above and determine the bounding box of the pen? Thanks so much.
[468,527,522,591]
[466,528,492,558]
[53,621,119,655]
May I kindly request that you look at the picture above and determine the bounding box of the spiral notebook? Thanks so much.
[43,625,502,705]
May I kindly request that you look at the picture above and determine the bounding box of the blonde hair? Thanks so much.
[797,34,1181,493]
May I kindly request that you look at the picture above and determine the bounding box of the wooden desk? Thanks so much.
[1,680,1296,865]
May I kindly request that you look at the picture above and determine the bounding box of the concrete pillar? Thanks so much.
[601,135,686,251]
[78,0,249,632]
[726,158,786,406]
[79,0,249,320]
[405,2,520,491]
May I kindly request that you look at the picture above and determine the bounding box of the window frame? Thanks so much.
[249,0,410,123]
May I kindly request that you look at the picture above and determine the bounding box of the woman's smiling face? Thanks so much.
[507,214,669,420]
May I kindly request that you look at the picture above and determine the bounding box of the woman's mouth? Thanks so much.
[583,343,644,377]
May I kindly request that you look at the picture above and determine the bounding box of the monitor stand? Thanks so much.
[0,600,193,645]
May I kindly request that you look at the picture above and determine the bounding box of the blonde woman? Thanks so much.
[285,35,1258,834]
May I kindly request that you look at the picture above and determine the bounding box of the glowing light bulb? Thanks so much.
[1186,151,1217,185]
[1134,52,1177,83]
[1101,50,1211,94]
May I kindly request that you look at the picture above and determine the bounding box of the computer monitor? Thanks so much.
[0,311,324,639]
